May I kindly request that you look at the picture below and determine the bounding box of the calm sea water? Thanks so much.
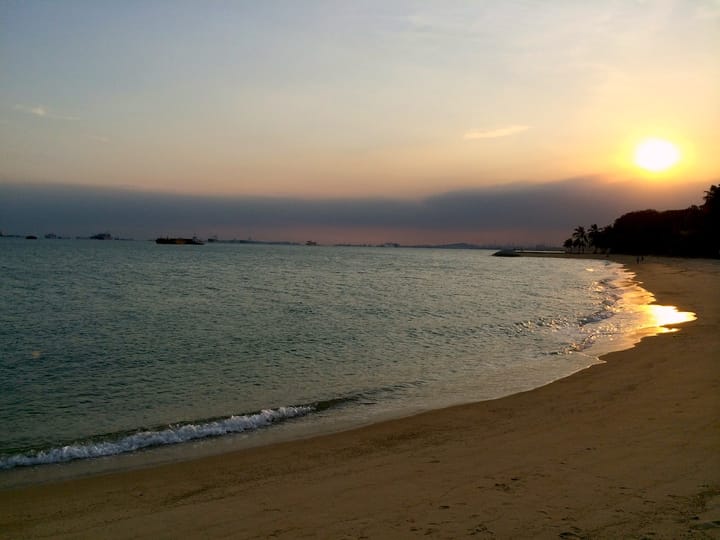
[0,239,662,482]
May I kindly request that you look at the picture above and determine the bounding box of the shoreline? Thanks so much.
[1,255,718,538]
[0,254,639,485]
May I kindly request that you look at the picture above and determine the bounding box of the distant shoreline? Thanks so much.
[1,233,561,251]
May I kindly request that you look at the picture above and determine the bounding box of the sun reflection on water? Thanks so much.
[641,304,696,333]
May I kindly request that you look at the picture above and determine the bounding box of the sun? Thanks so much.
[633,138,681,172]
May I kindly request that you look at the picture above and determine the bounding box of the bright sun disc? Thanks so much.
[634,138,680,172]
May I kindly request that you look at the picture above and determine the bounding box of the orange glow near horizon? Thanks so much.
[603,131,714,189]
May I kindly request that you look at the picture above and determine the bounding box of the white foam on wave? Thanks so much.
[0,405,314,470]
[528,264,640,356]
[571,264,662,355]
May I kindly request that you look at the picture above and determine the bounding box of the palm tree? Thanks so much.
[572,226,588,253]
[703,185,719,221]
[703,184,719,208]
[702,184,719,256]
[588,224,600,252]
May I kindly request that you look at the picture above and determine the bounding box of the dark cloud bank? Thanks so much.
[0,177,708,245]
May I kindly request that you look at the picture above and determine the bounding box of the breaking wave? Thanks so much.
[0,405,314,470]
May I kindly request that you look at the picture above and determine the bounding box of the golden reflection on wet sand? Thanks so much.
[642,304,696,333]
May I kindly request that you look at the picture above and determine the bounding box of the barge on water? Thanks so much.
[156,236,204,245]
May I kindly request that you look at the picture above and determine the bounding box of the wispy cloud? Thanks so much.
[694,1,720,20]
[87,134,110,143]
[464,125,530,140]
[14,104,77,120]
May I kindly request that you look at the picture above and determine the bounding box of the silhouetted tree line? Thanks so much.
[564,184,719,258]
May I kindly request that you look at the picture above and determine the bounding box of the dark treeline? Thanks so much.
[565,184,719,258]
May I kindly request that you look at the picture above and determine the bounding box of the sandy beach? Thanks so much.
[1,255,718,539]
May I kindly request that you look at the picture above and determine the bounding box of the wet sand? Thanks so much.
[1,255,718,539]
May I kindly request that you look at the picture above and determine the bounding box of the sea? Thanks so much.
[0,238,684,487]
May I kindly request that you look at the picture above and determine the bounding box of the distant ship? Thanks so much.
[156,236,204,245]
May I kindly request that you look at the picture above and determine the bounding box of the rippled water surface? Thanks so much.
[0,239,659,474]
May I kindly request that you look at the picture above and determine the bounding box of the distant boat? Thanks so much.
[90,232,113,240]
[492,249,520,257]
[25,235,38,240]
[156,236,204,245]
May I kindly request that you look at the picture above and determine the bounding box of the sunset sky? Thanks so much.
[1,1,718,243]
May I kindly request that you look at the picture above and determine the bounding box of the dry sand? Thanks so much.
[1,255,718,539]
